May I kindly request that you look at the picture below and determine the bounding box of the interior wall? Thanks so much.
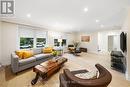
[122,8,130,80]
[47,31,74,46]
[0,21,2,64]
[127,10,130,80]
[76,30,121,54]
[98,30,121,53]
[67,33,75,45]
[18,25,47,49]
[108,36,114,52]
[1,22,18,65]
[0,21,75,65]
[47,31,75,52]
[77,32,98,53]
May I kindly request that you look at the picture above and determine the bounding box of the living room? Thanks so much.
[0,0,130,87]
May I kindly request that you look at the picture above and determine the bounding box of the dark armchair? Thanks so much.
[68,45,81,56]
[59,64,112,87]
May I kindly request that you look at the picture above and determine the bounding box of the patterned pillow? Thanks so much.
[75,70,98,79]
[22,50,34,59]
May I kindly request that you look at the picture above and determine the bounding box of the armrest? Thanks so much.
[11,52,19,73]
[59,74,68,87]
[63,67,112,87]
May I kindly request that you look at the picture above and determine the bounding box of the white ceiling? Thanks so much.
[1,0,130,32]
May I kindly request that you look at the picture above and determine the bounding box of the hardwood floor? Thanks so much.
[0,53,130,87]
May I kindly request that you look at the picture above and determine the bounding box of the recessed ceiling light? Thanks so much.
[27,14,31,18]
[101,25,104,28]
[84,8,88,12]
[96,20,99,23]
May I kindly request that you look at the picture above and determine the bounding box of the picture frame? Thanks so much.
[81,36,90,42]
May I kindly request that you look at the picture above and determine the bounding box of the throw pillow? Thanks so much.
[22,50,34,59]
[75,70,98,79]
[15,50,26,59]
[43,47,53,53]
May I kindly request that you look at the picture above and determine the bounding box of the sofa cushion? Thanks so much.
[34,54,52,60]
[19,57,36,66]
[33,48,42,55]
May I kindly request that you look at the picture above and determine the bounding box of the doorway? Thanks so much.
[108,35,120,52]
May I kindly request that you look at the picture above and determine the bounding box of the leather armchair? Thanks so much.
[59,64,112,87]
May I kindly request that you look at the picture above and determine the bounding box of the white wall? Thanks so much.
[122,8,130,80]
[47,31,74,46]
[76,30,121,54]
[18,25,47,48]
[98,30,121,53]
[77,32,98,53]
[0,22,75,65]
[48,31,63,46]
[1,22,18,65]
[67,33,75,45]
[0,21,2,64]
[127,10,130,80]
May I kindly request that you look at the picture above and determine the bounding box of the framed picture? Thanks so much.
[81,36,90,42]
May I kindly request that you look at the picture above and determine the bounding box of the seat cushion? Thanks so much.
[34,54,52,60]
[19,57,36,66]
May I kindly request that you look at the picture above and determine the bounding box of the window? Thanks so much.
[18,25,47,49]
[36,38,46,47]
[54,39,67,47]
[62,39,67,46]
[20,37,34,49]
[54,39,60,46]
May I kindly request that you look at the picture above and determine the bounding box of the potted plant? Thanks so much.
[73,41,80,50]
[52,50,58,57]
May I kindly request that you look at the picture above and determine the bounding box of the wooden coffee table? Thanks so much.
[31,57,67,85]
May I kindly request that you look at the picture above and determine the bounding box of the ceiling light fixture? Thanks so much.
[27,14,31,18]
[84,8,88,12]
[96,20,99,23]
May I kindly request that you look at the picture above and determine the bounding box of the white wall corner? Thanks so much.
[125,71,130,81]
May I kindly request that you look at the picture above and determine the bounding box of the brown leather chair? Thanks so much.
[59,64,112,87]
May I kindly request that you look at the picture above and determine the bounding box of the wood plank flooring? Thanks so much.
[0,53,130,87]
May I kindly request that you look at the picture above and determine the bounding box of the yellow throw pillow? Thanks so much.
[43,47,53,53]
[15,50,26,59]
[23,50,34,59]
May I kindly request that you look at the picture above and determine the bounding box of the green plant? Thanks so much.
[73,41,80,49]
[52,50,58,57]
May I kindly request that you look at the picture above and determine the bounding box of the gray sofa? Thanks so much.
[11,48,54,73]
